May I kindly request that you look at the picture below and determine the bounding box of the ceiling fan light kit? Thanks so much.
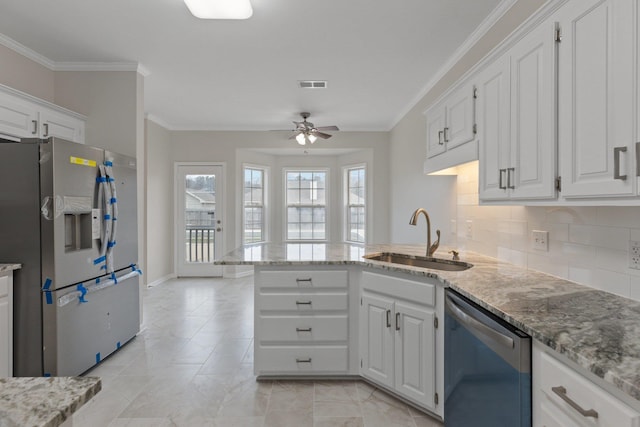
[289,112,339,146]
[184,0,253,19]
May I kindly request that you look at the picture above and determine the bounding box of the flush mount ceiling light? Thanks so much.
[184,0,253,19]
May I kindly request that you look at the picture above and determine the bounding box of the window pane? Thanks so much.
[346,167,365,243]
[243,167,265,243]
[286,170,327,241]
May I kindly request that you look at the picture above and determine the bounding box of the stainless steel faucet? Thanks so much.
[409,208,440,257]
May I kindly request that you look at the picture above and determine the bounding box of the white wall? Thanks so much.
[0,44,54,102]
[145,119,174,285]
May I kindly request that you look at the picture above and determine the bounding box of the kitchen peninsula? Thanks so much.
[219,242,640,422]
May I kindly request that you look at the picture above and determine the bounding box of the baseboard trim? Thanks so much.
[146,273,176,288]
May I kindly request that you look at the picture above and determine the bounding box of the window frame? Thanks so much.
[343,164,366,244]
[283,167,330,242]
[242,164,268,244]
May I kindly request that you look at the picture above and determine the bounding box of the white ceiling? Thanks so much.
[0,0,504,132]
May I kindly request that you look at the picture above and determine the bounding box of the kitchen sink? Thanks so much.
[363,252,472,271]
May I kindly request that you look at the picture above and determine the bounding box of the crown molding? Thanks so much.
[389,0,518,130]
[0,33,56,69]
[0,32,150,75]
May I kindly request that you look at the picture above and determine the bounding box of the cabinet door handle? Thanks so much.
[438,130,444,145]
[386,309,391,328]
[31,120,38,135]
[551,386,598,419]
[443,127,450,142]
[43,123,49,137]
[636,142,640,177]
[507,167,515,189]
[498,169,507,190]
[395,312,401,331]
[296,327,312,332]
[296,358,312,363]
[614,146,628,180]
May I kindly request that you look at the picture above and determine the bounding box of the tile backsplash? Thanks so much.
[453,161,640,301]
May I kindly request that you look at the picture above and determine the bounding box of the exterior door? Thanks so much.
[176,163,224,277]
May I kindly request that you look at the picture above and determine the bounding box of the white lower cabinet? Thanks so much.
[0,272,14,377]
[360,271,440,415]
[254,267,354,376]
[533,341,640,426]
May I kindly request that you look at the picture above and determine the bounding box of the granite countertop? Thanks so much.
[0,264,21,273]
[0,377,101,427]
[219,242,640,404]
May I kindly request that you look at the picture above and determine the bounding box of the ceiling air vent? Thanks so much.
[299,80,327,89]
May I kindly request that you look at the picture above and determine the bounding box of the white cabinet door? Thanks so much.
[361,293,394,388]
[0,92,39,139]
[426,102,446,158]
[478,54,511,200]
[445,83,476,150]
[558,0,636,198]
[509,20,557,200]
[40,107,85,143]
[394,301,436,411]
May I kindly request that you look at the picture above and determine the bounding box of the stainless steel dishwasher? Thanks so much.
[445,289,531,427]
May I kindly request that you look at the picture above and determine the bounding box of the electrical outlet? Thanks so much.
[465,220,473,239]
[630,241,640,270]
[532,230,549,251]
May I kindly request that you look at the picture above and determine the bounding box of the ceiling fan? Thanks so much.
[289,112,339,145]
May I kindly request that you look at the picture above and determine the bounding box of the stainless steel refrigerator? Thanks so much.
[0,137,141,377]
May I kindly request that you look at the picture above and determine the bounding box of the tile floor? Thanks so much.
[72,277,444,427]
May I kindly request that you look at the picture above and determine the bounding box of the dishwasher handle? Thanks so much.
[445,295,514,349]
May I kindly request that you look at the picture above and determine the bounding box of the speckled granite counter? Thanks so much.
[0,264,21,273]
[219,242,640,405]
[0,377,101,427]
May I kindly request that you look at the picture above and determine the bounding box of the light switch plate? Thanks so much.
[532,230,549,251]
[629,240,640,270]
[465,220,473,239]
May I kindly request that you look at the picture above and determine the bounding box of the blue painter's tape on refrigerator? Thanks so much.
[96,176,107,183]
[96,353,101,364]
[77,284,88,303]
[117,342,121,349]
[111,272,117,283]
[41,278,52,291]
[103,214,111,220]
[107,241,116,248]
[104,161,113,167]
[110,197,117,204]
[44,373,51,377]
[45,292,52,305]
[93,255,106,265]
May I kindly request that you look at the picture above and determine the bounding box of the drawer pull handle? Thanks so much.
[296,327,312,332]
[296,278,312,284]
[296,358,312,363]
[386,309,391,328]
[551,386,599,419]
[614,146,627,180]
[295,300,312,305]
[32,120,38,134]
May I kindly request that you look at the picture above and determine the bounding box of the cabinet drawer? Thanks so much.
[362,271,435,306]
[537,351,640,426]
[260,316,348,342]
[257,346,348,373]
[0,275,9,298]
[259,270,348,289]
[259,293,348,311]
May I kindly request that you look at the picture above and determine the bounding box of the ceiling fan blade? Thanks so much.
[311,131,332,139]
[315,126,339,131]
[288,131,302,140]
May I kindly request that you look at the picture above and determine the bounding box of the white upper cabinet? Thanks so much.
[479,17,558,202]
[0,86,85,143]
[478,54,511,200]
[425,82,476,158]
[558,0,636,198]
